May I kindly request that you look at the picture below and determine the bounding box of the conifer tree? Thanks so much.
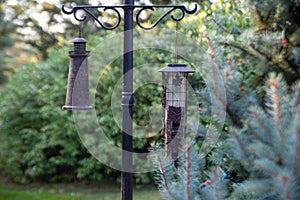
[152,43,300,199]
[229,74,300,200]
[152,1,300,198]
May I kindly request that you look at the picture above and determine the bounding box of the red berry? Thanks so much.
[282,38,287,44]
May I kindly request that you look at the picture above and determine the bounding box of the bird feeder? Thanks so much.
[159,63,194,159]
[62,37,92,110]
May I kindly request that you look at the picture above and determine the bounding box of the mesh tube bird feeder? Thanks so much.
[159,63,194,160]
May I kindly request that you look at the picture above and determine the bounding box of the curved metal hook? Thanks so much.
[184,3,198,15]
[136,7,175,30]
[62,5,121,30]
[62,5,74,15]
[62,5,87,21]
[74,8,87,21]
[83,7,121,30]
[171,4,198,21]
[170,7,185,21]
[136,4,198,30]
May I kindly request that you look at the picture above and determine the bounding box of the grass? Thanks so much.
[0,182,163,200]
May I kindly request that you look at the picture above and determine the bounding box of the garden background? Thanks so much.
[0,0,299,199]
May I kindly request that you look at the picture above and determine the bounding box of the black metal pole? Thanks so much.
[122,0,134,200]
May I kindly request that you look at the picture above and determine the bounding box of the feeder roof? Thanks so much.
[72,37,87,43]
[159,63,195,73]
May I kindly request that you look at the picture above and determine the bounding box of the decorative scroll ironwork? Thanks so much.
[136,4,197,30]
[62,5,122,30]
[62,4,198,30]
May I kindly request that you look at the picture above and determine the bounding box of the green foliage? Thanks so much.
[0,47,81,183]
[202,0,300,93]
[4,0,59,60]
[0,2,16,84]
[0,34,176,184]
[0,44,120,183]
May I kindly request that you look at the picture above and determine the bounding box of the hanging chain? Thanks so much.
[79,21,83,37]
[175,21,179,63]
